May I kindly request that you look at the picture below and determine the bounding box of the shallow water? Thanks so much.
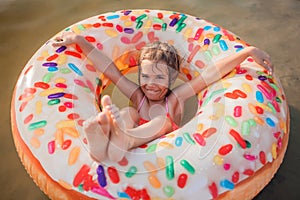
[1,0,300,199]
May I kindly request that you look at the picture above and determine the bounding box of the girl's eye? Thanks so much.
[141,74,149,78]
[157,76,165,79]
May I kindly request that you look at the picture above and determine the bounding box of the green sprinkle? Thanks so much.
[48,99,60,105]
[245,140,252,148]
[77,24,85,30]
[96,77,102,86]
[78,184,84,192]
[42,73,54,83]
[241,120,250,135]
[177,15,187,25]
[183,132,195,144]
[146,144,157,153]
[212,45,221,55]
[136,14,147,22]
[136,20,143,29]
[60,68,71,74]
[213,34,222,43]
[270,83,279,92]
[83,87,91,93]
[28,120,47,131]
[153,17,163,23]
[248,119,257,127]
[204,50,212,61]
[225,116,238,127]
[125,166,137,178]
[176,23,186,33]
[276,97,282,103]
[180,159,195,174]
[165,156,174,180]
[163,185,174,197]
[162,23,167,31]
[267,102,276,113]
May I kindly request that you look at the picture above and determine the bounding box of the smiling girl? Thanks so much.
[52,32,273,162]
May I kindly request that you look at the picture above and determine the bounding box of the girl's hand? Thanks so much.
[248,46,274,74]
[52,32,78,47]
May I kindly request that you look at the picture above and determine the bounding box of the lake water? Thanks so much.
[1,0,299,199]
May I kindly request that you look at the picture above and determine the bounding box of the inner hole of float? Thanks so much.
[101,69,198,127]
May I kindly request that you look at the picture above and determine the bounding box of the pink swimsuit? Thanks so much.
[137,96,179,131]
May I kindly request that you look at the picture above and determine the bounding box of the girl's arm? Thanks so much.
[52,32,140,101]
[173,46,273,102]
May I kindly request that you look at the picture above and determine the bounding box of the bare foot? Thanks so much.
[104,97,133,162]
[83,95,112,162]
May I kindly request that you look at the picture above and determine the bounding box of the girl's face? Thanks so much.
[139,60,169,101]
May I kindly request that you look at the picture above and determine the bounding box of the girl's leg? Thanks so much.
[106,102,173,162]
[83,96,112,162]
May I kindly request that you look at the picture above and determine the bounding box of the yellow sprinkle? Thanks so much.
[205,33,215,39]
[166,133,175,138]
[30,137,40,148]
[184,28,193,39]
[56,120,76,129]
[194,71,200,77]
[68,146,81,165]
[158,141,174,149]
[55,129,64,147]
[42,50,49,57]
[34,128,45,136]
[62,127,80,138]
[71,26,81,34]
[55,77,66,83]
[124,20,133,27]
[36,100,42,115]
[209,115,219,120]
[22,94,34,102]
[148,174,161,188]
[105,29,118,37]
[58,179,73,190]
[256,102,272,112]
[120,15,129,21]
[143,161,157,174]
[197,123,204,132]
[39,88,64,97]
[57,54,67,65]
[196,34,204,43]
[272,143,277,159]
[112,45,120,60]
[248,103,257,115]
[221,81,232,89]
[156,157,165,169]
[254,116,265,126]
[242,83,252,93]
[213,155,223,165]
[143,20,152,33]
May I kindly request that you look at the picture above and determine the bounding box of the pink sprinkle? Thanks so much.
[48,140,55,154]
[223,163,231,170]
[244,154,257,161]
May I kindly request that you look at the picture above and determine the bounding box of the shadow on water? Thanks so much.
[254,105,300,200]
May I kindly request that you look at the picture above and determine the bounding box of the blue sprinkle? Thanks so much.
[256,91,264,103]
[107,14,119,20]
[220,179,234,190]
[213,26,221,31]
[68,63,83,76]
[219,40,228,51]
[117,192,130,199]
[203,25,212,30]
[266,117,276,127]
[48,66,58,72]
[175,136,183,147]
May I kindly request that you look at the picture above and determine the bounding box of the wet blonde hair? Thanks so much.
[137,41,181,90]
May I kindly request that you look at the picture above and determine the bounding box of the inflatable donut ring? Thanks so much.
[11,9,289,200]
